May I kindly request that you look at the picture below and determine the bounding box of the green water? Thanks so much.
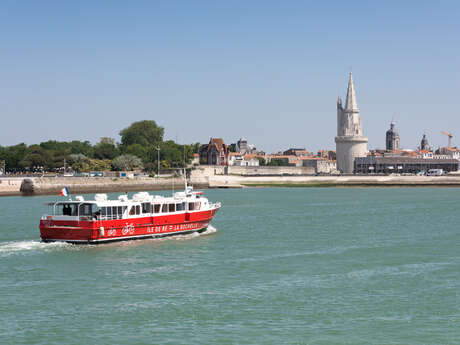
[1,188,459,345]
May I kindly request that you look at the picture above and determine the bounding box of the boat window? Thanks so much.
[162,204,168,213]
[79,204,93,217]
[107,206,112,218]
[142,202,151,214]
[135,205,140,215]
[129,206,135,215]
[176,202,185,211]
[168,204,175,212]
[59,203,78,216]
[101,207,107,217]
[112,206,120,219]
[153,204,161,213]
[188,202,200,211]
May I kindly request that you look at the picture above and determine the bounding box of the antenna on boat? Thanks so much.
[184,167,187,191]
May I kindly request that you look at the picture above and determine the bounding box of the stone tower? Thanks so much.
[420,134,430,151]
[335,73,368,173]
[386,121,400,151]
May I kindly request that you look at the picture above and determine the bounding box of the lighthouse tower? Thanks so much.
[335,73,368,173]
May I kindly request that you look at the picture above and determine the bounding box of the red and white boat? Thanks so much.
[39,185,221,244]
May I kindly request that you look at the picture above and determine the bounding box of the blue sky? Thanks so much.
[1,0,459,153]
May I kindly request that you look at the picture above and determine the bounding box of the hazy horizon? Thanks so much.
[1,1,459,153]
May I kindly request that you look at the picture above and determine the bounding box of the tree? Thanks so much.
[94,137,118,160]
[19,145,52,170]
[268,158,289,166]
[112,154,143,171]
[68,154,90,172]
[257,157,266,166]
[88,159,112,172]
[69,140,94,157]
[1,143,27,171]
[119,120,164,148]
[229,143,237,152]
[123,144,147,162]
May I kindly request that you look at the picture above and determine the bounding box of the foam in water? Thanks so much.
[166,224,218,241]
[0,240,71,257]
[0,225,218,254]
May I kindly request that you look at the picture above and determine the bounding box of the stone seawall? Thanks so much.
[3,171,460,197]
[207,174,460,188]
[19,177,208,196]
[191,165,316,177]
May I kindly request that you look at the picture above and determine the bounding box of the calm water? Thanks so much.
[0,188,459,345]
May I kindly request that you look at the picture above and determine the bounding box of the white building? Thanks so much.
[229,153,260,166]
[437,147,460,160]
[335,73,368,173]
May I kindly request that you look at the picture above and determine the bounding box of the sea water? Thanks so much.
[0,188,459,345]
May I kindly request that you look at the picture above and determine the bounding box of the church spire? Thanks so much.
[345,72,359,111]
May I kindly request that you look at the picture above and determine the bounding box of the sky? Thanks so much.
[0,0,459,153]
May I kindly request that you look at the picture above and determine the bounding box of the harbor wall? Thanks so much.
[0,178,25,196]
[19,177,206,196]
[206,174,460,187]
[191,165,316,177]
[2,170,460,197]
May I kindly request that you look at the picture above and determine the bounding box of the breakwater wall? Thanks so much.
[192,165,315,177]
[19,177,208,196]
[3,171,460,197]
[207,174,460,188]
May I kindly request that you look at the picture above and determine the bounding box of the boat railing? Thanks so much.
[93,214,125,221]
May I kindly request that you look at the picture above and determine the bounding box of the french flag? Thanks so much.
[59,187,70,197]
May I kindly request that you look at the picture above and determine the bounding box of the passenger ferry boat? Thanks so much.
[39,185,221,244]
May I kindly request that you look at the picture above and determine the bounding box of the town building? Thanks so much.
[317,149,336,161]
[335,73,368,173]
[283,148,310,157]
[191,153,199,165]
[355,155,458,174]
[301,158,337,174]
[228,152,261,166]
[235,138,257,154]
[436,147,460,160]
[386,121,400,151]
[199,138,230,165]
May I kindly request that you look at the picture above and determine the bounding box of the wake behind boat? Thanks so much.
[39,185,221,244]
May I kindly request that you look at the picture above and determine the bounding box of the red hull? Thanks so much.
[40,208,219,244]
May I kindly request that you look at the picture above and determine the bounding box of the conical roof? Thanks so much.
[345,72,359,111]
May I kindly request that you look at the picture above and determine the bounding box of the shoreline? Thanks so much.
[2,175,460,197]
[241,182,460,188]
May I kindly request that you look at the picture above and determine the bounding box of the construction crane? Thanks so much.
[441,131,453,148]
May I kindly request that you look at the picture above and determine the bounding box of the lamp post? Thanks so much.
[156,146,160,177]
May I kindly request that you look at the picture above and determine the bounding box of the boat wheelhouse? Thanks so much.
[39,187,221,243]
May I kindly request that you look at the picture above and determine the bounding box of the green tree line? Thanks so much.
[0,121,200,174]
